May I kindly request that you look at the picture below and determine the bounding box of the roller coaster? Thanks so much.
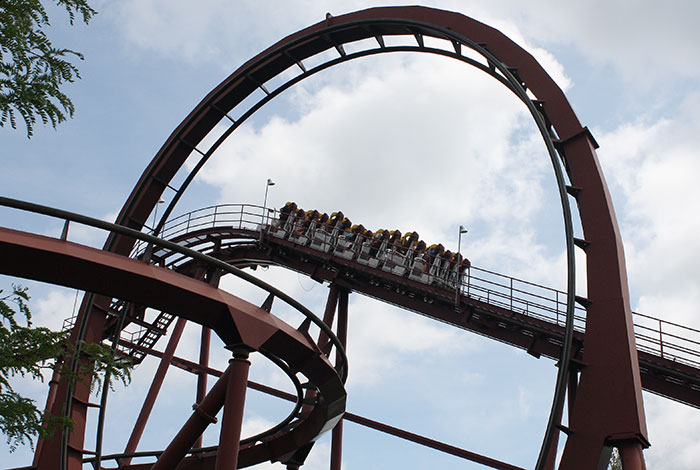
[2,6,699,470]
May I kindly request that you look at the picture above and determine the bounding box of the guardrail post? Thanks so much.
[239,205,243,229]
[186,213,191,231]
[556,291,560,326]
[466,268,471,296]
[659,319,664,358]
[60,220,70,240]
[213,206,218,227]
[510,277,513,311]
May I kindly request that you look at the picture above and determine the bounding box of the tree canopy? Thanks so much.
[0,0,96,137]
[0,285,132,452]
[1,0,135,454]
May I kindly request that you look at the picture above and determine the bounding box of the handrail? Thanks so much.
[0,196,348,383]
[127,202,700,370]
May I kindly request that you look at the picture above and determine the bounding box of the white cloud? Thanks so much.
[597,91,700,326]
[106,0,338,69]
[511,0,700,82]
[6,2,699,467]
[344,295,482,388]
[596,91,700,465]
[246,439,333,469]
[33,287,81,331]
[40,208,122,249]
[105,0,700,90]
[644,393,700,469]
[105,0,578,94]
[197,54,560,256]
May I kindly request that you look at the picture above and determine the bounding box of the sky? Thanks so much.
[2,0,700,468]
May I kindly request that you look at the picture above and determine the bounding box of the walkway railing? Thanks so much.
[134,203,700,370]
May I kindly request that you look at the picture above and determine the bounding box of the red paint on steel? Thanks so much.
[346,413,526,470]
[620,441,647,470]
[222,230,697,406]
[330,423,343,470]
[33,296,109,470]
[195,326,212,449]
[0,226,344,469]
[215,351,251,470]
[152,366,231,470]
[331,289,348,470]
[108,7,647,460]
[122,317,188,464]
[318,284,340,350]
[557,136,647,466]
[22,5,648,468]
[32,369,60,467]
[111,342,529,470]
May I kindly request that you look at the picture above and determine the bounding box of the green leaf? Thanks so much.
[0,0,96,137]
[1,283,132,451]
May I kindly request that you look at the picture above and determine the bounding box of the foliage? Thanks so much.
[0,285,132,452]
[0,0,97,137]
[608,447,622,470]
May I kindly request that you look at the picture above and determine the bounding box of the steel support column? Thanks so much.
[32,369,61,467]
[319,284,340,350]
[301,285,340,423]
[33,295,110,470]
[620,441,647,470]
[151,366,232,470]
[194,326,212,449]
[215,348,252,470]
[331,288,349,470]
[14,6,654,469]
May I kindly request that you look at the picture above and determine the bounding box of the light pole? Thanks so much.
[261,178,275,240]
[152,198,165,235]
[455,225,468,306]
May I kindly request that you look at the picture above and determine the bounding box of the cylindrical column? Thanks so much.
[330,423,344,470]
[318,284,340,350]
[194,326,212,448]
[330,288,349,470]
[303,285,340,417]
[336,289,348,360]
[620,442,647,470]
[32,370,61,467]
[152,366,231,470]
[215,348,252,470]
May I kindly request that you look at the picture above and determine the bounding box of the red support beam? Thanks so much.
[345,413,525,470]
[194,326,212,449]
[318,284,340,350]
[122,317,187,464]
[620,441,647,470]
[12,5,658,469]
[331,288,349,470]
[151,366,231,470]
[32,369,61,467]
[215,349,251,470]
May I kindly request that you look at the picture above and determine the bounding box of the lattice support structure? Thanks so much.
[0,6,658,470]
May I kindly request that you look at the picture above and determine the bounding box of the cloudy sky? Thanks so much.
[2,0,700,468]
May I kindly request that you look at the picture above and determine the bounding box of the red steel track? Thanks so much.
[136,205,700,409]
[0,223,346,469]
[5,5,690,469]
